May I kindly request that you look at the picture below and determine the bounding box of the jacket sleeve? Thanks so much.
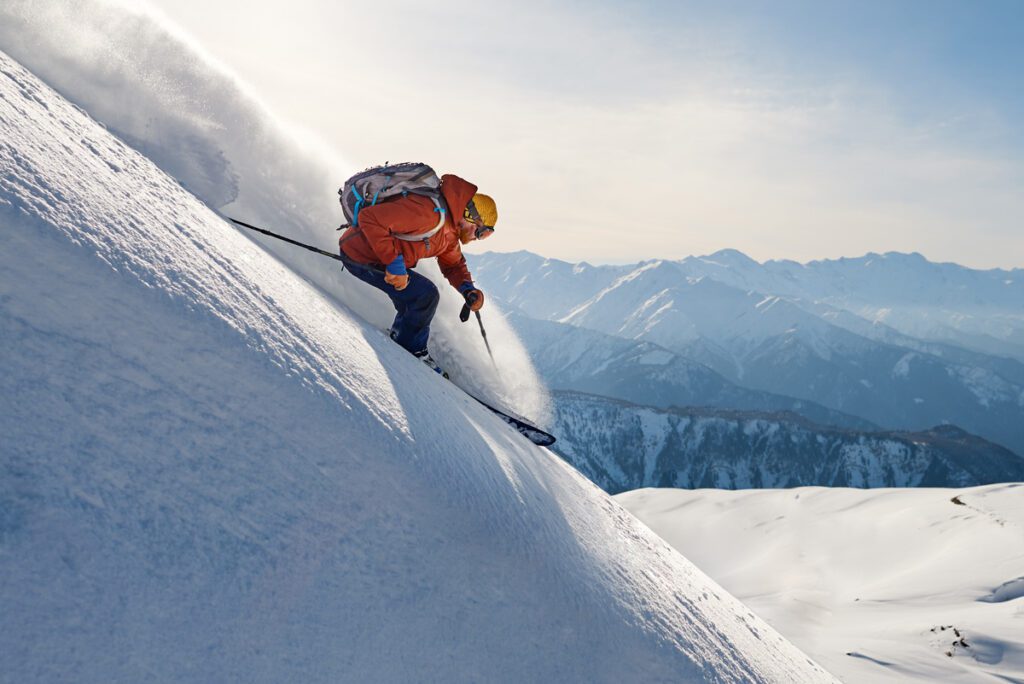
[356,196,438,265]
[437,240,473,290]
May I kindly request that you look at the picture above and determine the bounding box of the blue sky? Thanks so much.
[687,1,1024,134]
[147,0,1023,268]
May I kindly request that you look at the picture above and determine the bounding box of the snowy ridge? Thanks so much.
[0,50,836,682]
[551,391,1024,494]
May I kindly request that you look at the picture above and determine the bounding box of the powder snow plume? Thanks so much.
[0,0,550,424]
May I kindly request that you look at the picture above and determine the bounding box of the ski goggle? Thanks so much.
[464,201,494,239]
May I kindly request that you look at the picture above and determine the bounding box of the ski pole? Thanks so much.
[475,311,499,371]
[461,302,499,371]
[227,217,344,262]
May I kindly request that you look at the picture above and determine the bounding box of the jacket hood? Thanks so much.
[440,174,478,223]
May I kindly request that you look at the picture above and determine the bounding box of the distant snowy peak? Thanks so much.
[778,251,1023,310]
[470,250,629,320]
[699,248,762,268]
[560,261,848,354]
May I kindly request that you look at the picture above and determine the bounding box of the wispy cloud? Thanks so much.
[249,0,1020,268]
[27,0,1024,268]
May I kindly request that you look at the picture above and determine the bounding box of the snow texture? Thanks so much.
[0,50,835,683]
[619,484,1024,683]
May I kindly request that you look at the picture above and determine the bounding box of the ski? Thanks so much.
[466,393,557,448]
[384,327,556,447]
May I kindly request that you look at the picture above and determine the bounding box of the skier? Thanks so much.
[228,194,554,446]
[338,173,496,373]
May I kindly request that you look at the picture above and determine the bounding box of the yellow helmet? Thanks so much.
[466,193,498,229]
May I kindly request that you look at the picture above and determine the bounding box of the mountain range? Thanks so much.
[470,251,1024,461]
[472,249,1024,362]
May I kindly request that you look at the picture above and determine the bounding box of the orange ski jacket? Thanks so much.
[339,174,477,289]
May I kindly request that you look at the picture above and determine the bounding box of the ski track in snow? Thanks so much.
[0,50,836,682]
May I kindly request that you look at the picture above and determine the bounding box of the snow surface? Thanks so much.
[619,485,1024,683]
[0,49,836,682]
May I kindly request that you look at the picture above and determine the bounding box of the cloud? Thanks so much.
[247,0,1017,268]
[26,0,1024,269]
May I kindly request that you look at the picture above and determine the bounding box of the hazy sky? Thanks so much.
[146,0,1023,268]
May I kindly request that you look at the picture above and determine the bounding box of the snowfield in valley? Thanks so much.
[619,484,1024,683]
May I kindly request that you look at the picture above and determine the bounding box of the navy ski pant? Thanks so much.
[343,259,439,355]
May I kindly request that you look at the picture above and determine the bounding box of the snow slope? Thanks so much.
[619,485,1024,683]
[0,51,836,682]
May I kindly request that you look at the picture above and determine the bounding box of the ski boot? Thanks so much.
[414,350,449,379]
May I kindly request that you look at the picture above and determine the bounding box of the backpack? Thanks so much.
[338,162,447,243]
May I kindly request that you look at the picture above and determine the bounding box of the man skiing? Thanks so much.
[338,172,496,373]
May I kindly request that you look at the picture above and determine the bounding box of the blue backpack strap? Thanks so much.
[351,185,365,226]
